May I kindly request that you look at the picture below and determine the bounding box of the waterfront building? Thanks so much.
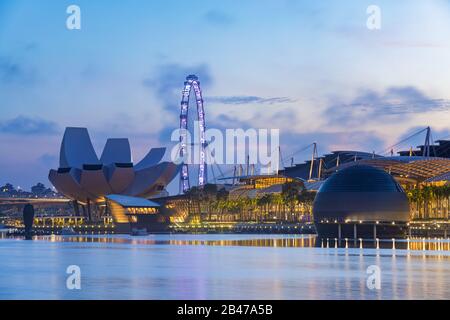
[3,128,447,236]
[398,139,450,158]
[106,195,167,233]
[322,155,450,221]
[158,151,450,231]
[313,165,410,239]
[280,150,381,181]
[158,175,316,226]
[48,127,179,221]
[227,175,295,200]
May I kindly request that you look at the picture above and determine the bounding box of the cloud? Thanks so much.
[38,153,58,167]
[143,63,213,145]
[280,129,385,162]
[203,10,234,26]
[157,125,179,145]
[0,56,35,84]
[0,116,59,135]
[382,41,446,49]
[143,63,213,115]
[206,96,296,105]
[325,86,450,126]
[156,111,251,146]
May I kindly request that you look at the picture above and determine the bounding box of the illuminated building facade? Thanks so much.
[106,194,167,233]
[159,175,316,225]
[313,165,410,239]
[159,149,449,235]
[48,127,179,221]
[324,155,450,221]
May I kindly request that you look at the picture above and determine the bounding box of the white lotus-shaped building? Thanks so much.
[49,127,179,204]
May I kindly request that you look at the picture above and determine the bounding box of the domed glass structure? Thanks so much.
[313,165,410,239]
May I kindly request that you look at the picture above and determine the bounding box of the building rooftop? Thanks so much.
[425,171,450,183]
[106,194,160,208]
[325,156,450,182]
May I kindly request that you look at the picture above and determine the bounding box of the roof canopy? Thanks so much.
[325,156,450,182]
[106,194,160,208]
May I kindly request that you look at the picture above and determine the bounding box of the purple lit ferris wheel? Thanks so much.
[179,75,207,193]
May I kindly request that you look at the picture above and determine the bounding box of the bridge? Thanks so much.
[0,197,71,205]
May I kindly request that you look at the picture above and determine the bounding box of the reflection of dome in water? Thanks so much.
[313,165,410,239]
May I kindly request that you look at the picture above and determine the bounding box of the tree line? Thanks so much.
[183,182,315,223]
[407,184,450,220]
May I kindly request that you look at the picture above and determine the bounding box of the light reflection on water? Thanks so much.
[47,234,318,248]
[1,234,450,300]
[40,234,450,252]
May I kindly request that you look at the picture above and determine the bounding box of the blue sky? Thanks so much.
[1,0,450,191]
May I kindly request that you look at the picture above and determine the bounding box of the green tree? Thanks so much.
[282,181,304,221]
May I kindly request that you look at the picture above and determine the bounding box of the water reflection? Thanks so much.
[36,234,450,254]
[41,234,318,248]
[2,234,450,299]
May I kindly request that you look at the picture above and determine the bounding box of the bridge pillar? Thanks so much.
[373,224,377,240]
[73,200,80,216]
[87,199,92,221]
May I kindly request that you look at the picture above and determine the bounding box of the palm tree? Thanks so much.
[297,190,316,222]
[282,181,304,221]
[406,184,450,220]
[257,195,269,222]
[406,187,420,220]
[203,184,218,221]
[216,188,229,221]
[259,194,269,221]
[444,184,450,219]
[185,186,202,222]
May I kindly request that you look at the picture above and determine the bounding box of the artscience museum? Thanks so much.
[48,127,179,221]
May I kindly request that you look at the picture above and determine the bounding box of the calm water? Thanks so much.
[1,234,450,300]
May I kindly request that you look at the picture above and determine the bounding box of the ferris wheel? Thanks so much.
[178,75,207,193]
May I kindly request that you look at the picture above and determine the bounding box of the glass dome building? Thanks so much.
[313,165,410,239]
